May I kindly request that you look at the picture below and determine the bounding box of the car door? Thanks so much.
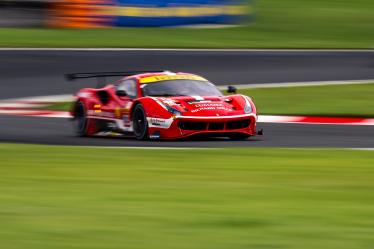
[115,78,138,128]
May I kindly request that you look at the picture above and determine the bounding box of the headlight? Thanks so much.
[166,105,182,116]
[244,97,253,113]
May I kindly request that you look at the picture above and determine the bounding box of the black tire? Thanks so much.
[229,133,250,141]
[73,101,88,136]
[132,104,149,140]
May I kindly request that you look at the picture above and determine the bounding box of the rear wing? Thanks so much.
[65,71,166,87]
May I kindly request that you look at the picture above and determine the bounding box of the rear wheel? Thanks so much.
[73,101,88,136]
[73,101,99,136]
[132,104,149,140]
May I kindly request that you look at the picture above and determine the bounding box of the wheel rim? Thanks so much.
[134,109,145,135]
[133,106,148,138]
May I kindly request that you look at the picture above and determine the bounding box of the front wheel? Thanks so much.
[132,104,149,140]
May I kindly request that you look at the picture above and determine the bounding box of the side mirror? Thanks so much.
[227,86,237,94]
[116,90,127,97]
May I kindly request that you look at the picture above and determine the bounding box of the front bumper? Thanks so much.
[147,113,257,139]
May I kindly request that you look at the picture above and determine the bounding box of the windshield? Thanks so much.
[141,80,222,97]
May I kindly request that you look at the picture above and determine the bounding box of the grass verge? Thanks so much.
[1,0,374,48]
[1,144,374,249]
[239,83,374,117]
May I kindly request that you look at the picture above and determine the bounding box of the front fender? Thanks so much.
[130,97,173,120]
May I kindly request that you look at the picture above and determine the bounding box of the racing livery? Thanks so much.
[68,71,260,140]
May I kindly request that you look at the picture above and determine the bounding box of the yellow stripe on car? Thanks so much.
[140,75,207,84]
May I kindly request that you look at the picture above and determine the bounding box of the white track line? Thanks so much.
[0,48,373,52]
[0,103,47,109]
[2,110,374,126]
[97,146,202,150]
[0,94,74,104]
[351,148,374,151]
[258,115,301,123]
[7,144,373,150]
[99,147,374,150]
[217,79,374,90]
[0,109,71,118]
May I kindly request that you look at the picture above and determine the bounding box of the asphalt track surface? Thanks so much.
[1,115,374,148]
[1,49,374,148]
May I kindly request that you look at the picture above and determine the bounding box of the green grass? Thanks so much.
[45,83,374,117]
[1,0,374,48]
[239,83,374,117]
[46,102,73,112]
[1,144,374,249]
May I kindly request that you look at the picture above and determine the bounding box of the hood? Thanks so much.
[154,95,248,117]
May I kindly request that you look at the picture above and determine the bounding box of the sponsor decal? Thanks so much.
[194,103,224,107]
[94,104,102,113]
[88,110,115,118]
[140,75,207,84]
[115,107,122,118]
[147,117,173,129]
[150,118,167,127]
[191,103,232,113]
[149,131,161,140]
[150,118,165,126]
[160,98,176,106]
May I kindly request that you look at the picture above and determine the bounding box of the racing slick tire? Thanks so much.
[229,133,250,140]
[132,104,149,140]
[73,101,95,136]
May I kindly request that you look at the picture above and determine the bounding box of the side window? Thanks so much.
[117,79,137,99]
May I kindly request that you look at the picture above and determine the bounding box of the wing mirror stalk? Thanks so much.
[227,86,237,94]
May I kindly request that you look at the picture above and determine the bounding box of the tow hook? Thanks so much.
[257,129,264,136]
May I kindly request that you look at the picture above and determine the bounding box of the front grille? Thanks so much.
[208,122,224,130]
[178,119,250,131]
[178,121,207,130]
[226,120,250,130]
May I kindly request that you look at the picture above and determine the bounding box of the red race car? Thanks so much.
[67,71,261,140]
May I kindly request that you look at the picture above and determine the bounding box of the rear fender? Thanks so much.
[71,89,101,117]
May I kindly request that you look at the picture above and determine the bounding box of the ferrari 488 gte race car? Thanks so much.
[67,71,260,140]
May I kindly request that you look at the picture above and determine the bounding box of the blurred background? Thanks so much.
[1,0,372,48]
[0,0,250,28]
[0,0,47,27]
